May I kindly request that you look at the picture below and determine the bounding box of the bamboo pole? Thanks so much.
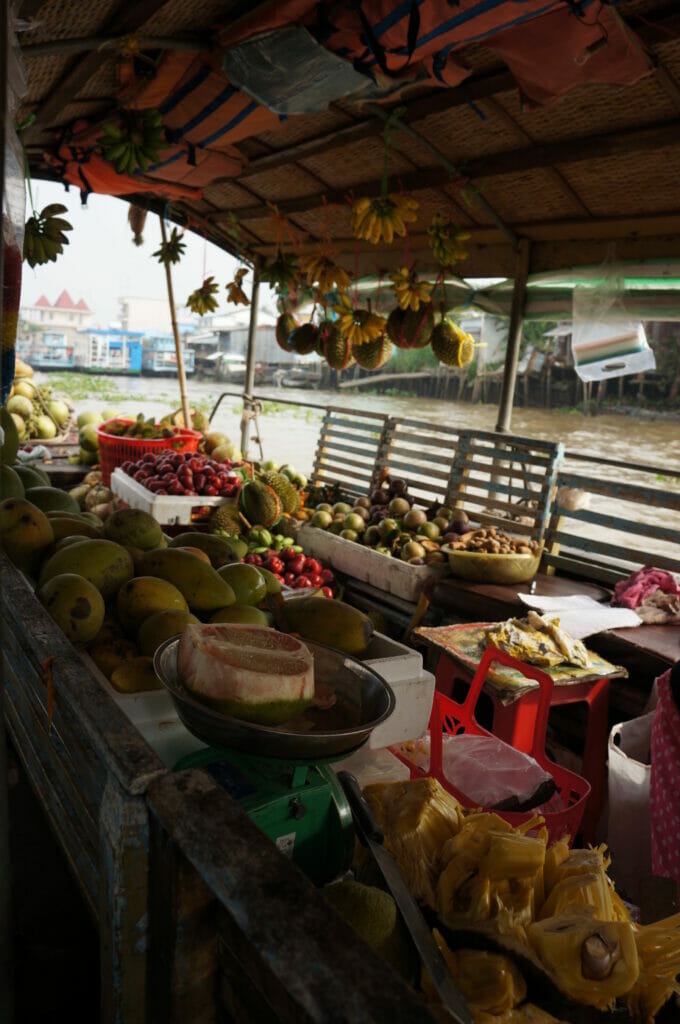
[496,239,531,434]
[240,263,260,457]
[159,215,192,430]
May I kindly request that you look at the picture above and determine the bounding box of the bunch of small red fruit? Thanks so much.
[121,451,243,497]
[245,548,335,598]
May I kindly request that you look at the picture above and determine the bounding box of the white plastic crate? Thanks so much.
[298,524,449,602]
[111,468,231,525]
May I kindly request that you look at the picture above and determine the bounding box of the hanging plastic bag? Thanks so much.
[571,267,655,382]
[607,713,653,904]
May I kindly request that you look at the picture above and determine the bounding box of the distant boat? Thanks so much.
[18,331,75,370]
[75,328,143,375]
[142,334,195,375]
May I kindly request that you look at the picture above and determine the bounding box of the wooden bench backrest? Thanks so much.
[446,430,563,542]
[543,451,680,583]
[310,406,389,500]
[380,416,464,507]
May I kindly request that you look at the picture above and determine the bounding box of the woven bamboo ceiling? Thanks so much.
[17,0,680,280]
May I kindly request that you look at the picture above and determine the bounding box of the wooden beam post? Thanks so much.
[496,239,531,434]
[240,263,260,458]
[159,215,192,431]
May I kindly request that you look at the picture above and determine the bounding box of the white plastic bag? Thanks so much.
[572,269,655,382]
[607,714,653,904]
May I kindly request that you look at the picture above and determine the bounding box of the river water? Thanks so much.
[38,371,680,563]
[38,371,680,475]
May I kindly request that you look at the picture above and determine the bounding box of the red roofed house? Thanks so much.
[21,290,93,337]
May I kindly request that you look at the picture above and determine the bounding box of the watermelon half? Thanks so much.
[177,623,315,725]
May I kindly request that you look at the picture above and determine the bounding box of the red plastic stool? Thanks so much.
[434,648,610,844]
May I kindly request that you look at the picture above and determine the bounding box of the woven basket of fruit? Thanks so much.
[442,528,543,584]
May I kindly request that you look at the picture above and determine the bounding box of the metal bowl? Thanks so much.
[441,544,544,584]
[153,636,395,761]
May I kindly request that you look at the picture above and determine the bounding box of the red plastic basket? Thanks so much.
[97,418,202,486]
[392,646,590,845]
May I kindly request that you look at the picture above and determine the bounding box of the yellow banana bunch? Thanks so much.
[334,296,386,347]
[300,254,351,296]
[389,266,433,312]
[351,193,419,246]
[428,213,470,267]
[186,276,219,316]
[226,267,249,306]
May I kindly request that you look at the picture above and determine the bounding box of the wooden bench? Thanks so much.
[310,406,388,501]
[380,416,464,508]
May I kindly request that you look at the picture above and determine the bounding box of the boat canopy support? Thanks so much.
[240,263,260,458]
[496,239,531,433]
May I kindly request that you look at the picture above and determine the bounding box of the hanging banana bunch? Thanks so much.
[259,250,300,297]
[351,194,419,246]
[127,203,147,246]
[98,108,165,175]
[428,213,470,267]
[300,253,351,298]
[390,266,433,312]
[226,267,249,306]
[186,276,219,316]
[152,226,186,266]
[23,204,73,268]
[334,294,386,347]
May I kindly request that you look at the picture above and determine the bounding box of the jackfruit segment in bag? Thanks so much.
[486,612,590,669]
[528,910,639,1011]
[626,913,680,1024]
[363,777,463,907]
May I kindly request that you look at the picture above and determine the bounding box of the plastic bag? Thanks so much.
[571,268,655,382]
[395,733,555,811]
[607,714,653,904]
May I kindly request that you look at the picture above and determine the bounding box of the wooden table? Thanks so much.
[427,574,611,623]
[607,624,680,666]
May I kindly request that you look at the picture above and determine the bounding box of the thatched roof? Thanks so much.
[17,0,680,279]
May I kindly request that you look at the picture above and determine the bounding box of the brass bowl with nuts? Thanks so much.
[441,528,543,584]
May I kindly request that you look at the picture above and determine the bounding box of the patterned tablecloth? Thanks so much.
[415,622,627,703]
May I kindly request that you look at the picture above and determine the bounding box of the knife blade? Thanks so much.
[338,771,473,1024]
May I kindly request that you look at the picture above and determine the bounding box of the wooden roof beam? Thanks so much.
[214,118,680,223]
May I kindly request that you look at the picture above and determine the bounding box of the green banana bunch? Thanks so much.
[98,108,165,176]
[259,251,300,295]
[153,226,186,266]
[186,276,219,315]
[23,203,73,268]
[427,213,470,267]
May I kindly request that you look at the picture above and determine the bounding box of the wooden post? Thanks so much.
[495,239,531,433]
[240,263,260,457]
[159,216,192,430]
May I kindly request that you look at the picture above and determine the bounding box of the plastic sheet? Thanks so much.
[2,7,27,403]
[571,267,656,382]
[396,733,555,811]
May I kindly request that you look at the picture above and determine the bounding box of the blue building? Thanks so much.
[74,328,144,375]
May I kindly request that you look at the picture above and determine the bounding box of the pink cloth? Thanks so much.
[650,669,680,884]
[614,567,680,610]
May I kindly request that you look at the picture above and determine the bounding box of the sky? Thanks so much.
[22,180,278,326]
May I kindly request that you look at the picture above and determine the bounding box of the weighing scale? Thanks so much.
[155,635,396,887]
[174,746,355,885]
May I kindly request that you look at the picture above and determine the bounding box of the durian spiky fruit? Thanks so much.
[320,320,352,370]
[209,503,242,536]
[275,313,298,352]
[290,323,319,355]
[260,471,300,515]
[352,334,393,371]
[431,320,475,367]
[387,304,434,349]
[240,480,282,528]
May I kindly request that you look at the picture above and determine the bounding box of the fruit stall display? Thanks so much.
[4,367,74,442]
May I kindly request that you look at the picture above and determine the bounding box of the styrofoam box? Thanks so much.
[361,633,435,749]
[298,523,449,603]
[111,468,230,525]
